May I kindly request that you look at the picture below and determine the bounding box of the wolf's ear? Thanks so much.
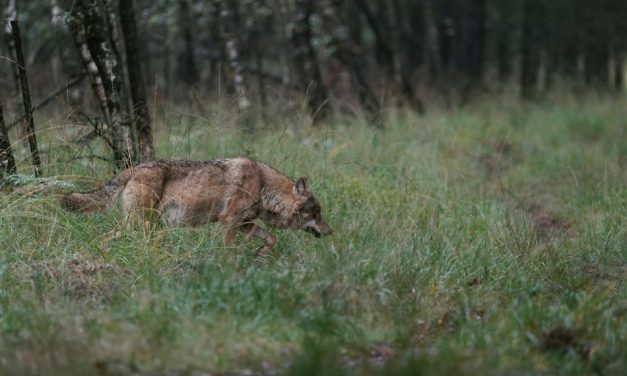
[294,176,309,196]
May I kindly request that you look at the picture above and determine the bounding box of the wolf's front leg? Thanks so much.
[223,223,276,255]
[245,224,276,256]
[240,223,276,256]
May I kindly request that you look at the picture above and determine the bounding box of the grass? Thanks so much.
[0,96,625,375]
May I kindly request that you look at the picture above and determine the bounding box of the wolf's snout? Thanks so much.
[319,224,333,237]
[303,219,333,238]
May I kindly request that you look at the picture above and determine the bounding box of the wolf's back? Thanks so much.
[60,169,131,213]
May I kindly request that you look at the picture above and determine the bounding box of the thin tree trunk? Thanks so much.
[276,0,293,99]
[423,0,442,79]
[584,44,610,88]
[382,0,423,112]
[50,0,65,84]
[468,0,486,83]
[319,0,381,125]
[521,0,542,99]
[0,104,17,176]
[250,2,267,115]
[120,0,154,161]
[215,0,250,111]
[103,0,137,158]
[615,51,625,91]
[76,0,133,168]
[10,20,42,177]
[383,0,403,92]
[102,0,122,59]
[357,0,393,70]
[290,0,331,123]
[3,0,19,93]
[68,9,111,124]
[177,0,199,85]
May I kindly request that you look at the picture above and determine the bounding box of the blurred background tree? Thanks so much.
[0,0,625,139]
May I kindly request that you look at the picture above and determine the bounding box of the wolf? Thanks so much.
[60,158,332,255]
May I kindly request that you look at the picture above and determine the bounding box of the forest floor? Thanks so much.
[0,96,625,375]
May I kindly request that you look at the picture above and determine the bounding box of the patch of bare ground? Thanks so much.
[539,326,591,359]
[580,264,626,290]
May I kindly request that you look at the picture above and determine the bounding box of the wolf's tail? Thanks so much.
[60,169,131,213]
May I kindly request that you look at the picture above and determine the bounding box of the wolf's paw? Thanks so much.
[254,245,273,257]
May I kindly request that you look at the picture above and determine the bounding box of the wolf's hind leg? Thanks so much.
[121,182,161,229]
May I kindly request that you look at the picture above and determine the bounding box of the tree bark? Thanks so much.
[68,7,111,125]
[3,0,19,93]
[290,0,331,123]
[0,104,17,176]
[120,0,154,161]
[10,20,42,177]
[74,0,134,168]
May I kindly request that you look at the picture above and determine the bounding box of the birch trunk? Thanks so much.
[3,0,19,93]
[215,0,250,111]
[68,7,111,124]
[75,0,133,168]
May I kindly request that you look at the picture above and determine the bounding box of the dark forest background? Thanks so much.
[1,0,627,169]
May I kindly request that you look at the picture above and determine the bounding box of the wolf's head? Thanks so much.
[292,177,333,237]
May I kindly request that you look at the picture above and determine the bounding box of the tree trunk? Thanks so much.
[423,0,442,79]
[467,0,486,83]
[357,0,393,70]
[382,0,423,112]
[3,0,19,94]
[0,104,17,176]
[68,7,112,124]
[11,20,42,177]
[319,0,381,125]
[615,51,625,91]
[120,0,155,161]
[521,0,542,99]
[177,0,199,85]
[496,29,513,82]
[584,44,610,88]
[215,0,250,112]
[75,0,134,168]
[290,0,331,123]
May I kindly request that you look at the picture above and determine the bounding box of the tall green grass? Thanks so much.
[0,97,625,375]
